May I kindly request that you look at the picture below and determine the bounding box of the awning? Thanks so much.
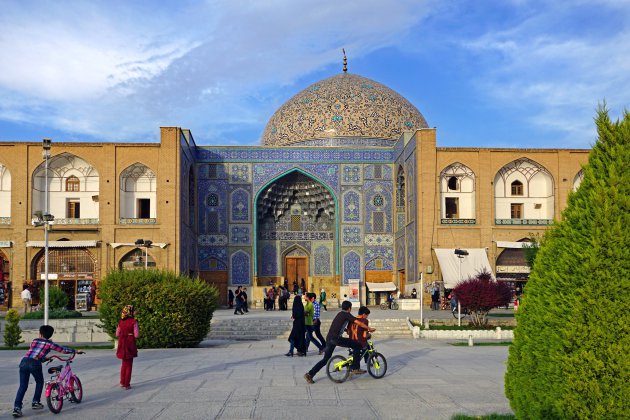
[495,241,533,249]
[109,242,169,249]
[26,240,99,248]
[366,282,397,292]
[434,248,494,288]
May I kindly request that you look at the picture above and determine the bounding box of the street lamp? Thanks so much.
[454,249,469,326]
[32,139,54,324]
[134,239,153,269]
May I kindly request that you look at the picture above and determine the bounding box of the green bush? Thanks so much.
[4,309,23,348]
[22,309,83,319]
[505,107,630,419]
[37,286,69,310]
[98,269,218,348]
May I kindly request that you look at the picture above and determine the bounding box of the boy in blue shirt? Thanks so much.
[12,325,76,418]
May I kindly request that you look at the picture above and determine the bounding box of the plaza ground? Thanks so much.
[0,308,514,419]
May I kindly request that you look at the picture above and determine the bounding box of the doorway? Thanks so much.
[285,256,308,293]
[398,270,406,295]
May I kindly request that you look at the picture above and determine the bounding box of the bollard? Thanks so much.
[424,319,430,330]
[495,326,501,339]
[468,335,473,347]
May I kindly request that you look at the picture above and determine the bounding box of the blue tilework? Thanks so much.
[231,251,251,285]
[230,188,250,223]
[343,251,361,285]
[314,245,331,275]
[342,226,362,245]
[260,243,277,276]
[197,147,395,164]
[342,190,361,223]
[396,236,405,271]
[406,223,416,282]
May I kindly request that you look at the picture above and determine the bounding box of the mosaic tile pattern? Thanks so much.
[198,235,228,246]
[341,165,362,185]
[290,137,397,148]
[198,163,227,179]
[342,189,361,223]
[199,247,228,271]
[365,246,394,271]
[197,148,395,164]
[314,245,331,275]
[262,73,427,146]
[406,223,416,282]
[342,226,362,245]
[231,250,251,285]
[396,236,405,271]
[260,243,277,276]
[229,225,251,245]
[364,181,393,234]
[342,250,361,285]
[229,163,251,184]
[253,164,339,195]
[364,234,393,246]
[230,188,250,223]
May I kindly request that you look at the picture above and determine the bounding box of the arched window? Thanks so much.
[511,180,523,196]
[206,193,219,207]
[440,162,476,222]
[66,176,80,192]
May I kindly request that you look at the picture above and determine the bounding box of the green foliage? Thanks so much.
[522,233,542,268]
[22,309,83,319]
[505,106,630,419]
[98,269,218,348]
[36,286,69,310]
[3,309,23,348]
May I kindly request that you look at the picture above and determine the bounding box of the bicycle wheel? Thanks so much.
[391,301,399,310]
[70,375,83,403]
[367,352,387,379]
[46,383,63,414]
[326,355,350,383]
[452,308,467,320]
[380,302,387,310]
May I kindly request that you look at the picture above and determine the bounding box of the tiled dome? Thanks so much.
[262,73,428,147]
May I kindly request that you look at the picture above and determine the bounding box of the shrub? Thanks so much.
[38,286,69,310]
[4,309,23,348]
[505,107,630,419]
[453,270,512,326]
[98,269,218,348]
[22,309,83,319]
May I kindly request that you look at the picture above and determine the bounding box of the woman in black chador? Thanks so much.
[286,295,306,356]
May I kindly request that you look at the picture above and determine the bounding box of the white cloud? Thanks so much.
[0,0,431,142]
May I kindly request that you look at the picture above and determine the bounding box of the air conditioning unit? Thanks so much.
[534,203,542,209]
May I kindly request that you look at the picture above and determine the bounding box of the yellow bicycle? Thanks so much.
[326,341,387,383]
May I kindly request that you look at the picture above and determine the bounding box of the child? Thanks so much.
[13,325,76,418]
[348,306,371,364]
[116,305,139,390]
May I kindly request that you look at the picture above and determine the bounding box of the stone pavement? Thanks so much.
[0,334,513,419]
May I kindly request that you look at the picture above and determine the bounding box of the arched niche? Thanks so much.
[440,162,476,222]
[119,163,156,220]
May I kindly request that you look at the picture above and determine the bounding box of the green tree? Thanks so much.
[505,107,630,419]
[98,269,218,348]
[4,309,23,348]
[522,233,542,269]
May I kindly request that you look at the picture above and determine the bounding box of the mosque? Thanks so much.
[0,61,589,310]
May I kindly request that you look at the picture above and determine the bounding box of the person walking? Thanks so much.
[304,293,324,355]
[116,305,139,390]
[303,300,375,384]
[320,288,327,311]
[242,287,249,313]
[234,286,244,315]
[21,285,31,314]
[308,293,326,355]
[293,279,299,294]
[228,289,234,309]
[286,295,306,357]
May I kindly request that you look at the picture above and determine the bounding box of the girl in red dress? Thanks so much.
[116,305,138,389]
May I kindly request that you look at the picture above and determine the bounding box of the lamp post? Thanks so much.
[32,139,54,324]
[134,239,153,269]
[454,249,469,326]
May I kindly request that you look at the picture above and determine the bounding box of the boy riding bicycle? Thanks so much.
[347,306,371,364]
[12,325,77,418]
[304,300,375,384]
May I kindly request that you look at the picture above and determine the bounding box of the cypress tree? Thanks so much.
[505,106,630,418]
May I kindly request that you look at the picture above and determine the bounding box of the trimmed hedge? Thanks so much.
[22,309,83,319]
[505,107,630,418]
[98,269,218,348]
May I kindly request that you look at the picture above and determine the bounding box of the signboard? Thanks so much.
[348,279,360,303]
[40,273,58,280]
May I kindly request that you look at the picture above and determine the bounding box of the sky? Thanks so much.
[0,0,628,149]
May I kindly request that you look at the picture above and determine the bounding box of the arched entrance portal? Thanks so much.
[32,247,97,310]
[256,170,337,295]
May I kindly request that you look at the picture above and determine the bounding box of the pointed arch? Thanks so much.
[0,163,11,221]
[343,251,361,285]
[230,250,251,285]
[253,167,339,275]
[119,248,157,270]
[573,169,584,192]
[440,162,476,222]
[119,163,156,220]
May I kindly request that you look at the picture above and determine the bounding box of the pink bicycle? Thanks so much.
[44,352,84,414]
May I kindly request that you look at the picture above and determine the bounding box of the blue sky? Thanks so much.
[0,0,628,148]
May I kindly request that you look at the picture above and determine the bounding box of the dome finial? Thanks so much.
[342,48,348,72]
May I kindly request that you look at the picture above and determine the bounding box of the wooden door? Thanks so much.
[285,257,308,292]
